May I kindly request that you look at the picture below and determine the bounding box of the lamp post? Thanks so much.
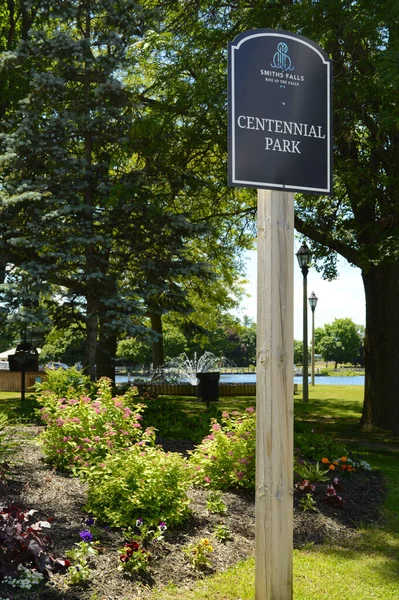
[309,291,318,386]
[296,243,312,402]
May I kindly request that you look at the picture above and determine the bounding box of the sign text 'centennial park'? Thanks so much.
[228,29,332,194]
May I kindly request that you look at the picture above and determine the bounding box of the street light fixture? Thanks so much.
[308,291,318,386]
[296,243,312,402]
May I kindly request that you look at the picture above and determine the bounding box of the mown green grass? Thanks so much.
[150,385,399,600]
[149,558,255,600]
[0,391,39,421]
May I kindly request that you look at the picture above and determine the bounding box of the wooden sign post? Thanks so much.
[255,189,294,599]
[228,29,332,599]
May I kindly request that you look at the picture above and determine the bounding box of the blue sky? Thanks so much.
[233,247,365,340]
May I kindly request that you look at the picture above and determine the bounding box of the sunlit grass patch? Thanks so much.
[294,535,399,600]
[152,557,255,600]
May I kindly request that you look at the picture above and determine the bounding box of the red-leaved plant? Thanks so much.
[0,505,69,577]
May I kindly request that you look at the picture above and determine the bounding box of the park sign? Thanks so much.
[228,29,332,194]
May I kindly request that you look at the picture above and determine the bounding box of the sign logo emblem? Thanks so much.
[271,42,294,71]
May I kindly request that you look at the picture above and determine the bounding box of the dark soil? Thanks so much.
[0,425,386,600]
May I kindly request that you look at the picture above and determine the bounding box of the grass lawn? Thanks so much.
[152,385,399,600]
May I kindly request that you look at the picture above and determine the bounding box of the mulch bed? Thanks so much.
[0,425,386,600]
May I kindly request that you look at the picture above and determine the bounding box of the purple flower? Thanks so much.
[158,521,167,532]
[85,517,95,526]
[79,529,93,542]
[136,518,143,528]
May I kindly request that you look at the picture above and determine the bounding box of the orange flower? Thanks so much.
[347,465,353,472]
[333,461,339,466]
[321,458,330,464]
[329,464,336,470]
[341,456,347,462]
[341,464,348,471]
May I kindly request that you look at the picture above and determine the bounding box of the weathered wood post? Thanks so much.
[256,189,294,598]
[228,28,332,600]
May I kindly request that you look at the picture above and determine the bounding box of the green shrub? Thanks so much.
[189,408,256,490]
[0,413,16,463]
[140,396,219,443]
[36,377,149,473]
[85,443,192,528]
[35,366,94,400]
[294,427,347,462]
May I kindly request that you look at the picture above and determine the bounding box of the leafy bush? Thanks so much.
[84,442,192,528]
[140,396,219,443]
[0,412,16,464]
[294,427,347,462]
[37,377,149,473]
[35,366,94,400]
[189,408,256,490]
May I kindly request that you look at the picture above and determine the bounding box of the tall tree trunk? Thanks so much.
[361,263,399,434]
[150,312,164,369]
[83,289,98,381]
[97,318,117,383]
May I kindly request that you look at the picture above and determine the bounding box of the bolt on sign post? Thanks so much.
[228,29,332,599]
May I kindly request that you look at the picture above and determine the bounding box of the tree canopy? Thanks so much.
[0,0,253,378]
[1,0,399,433]
[156,0,399,432]
[315,318,364,368]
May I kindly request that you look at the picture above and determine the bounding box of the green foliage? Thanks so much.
[85,443,192,529]
[189,408,256,490]
[140,395,218,444]
[0,412,16,463]
[213,523,232,543]
[183,538,214,571]
[39,325,85,367]
[299,493,317,513]
[294,427,348,462]
[206,490,227,515]
[294,339,304,365]
[295,461,330,484]
[315,319,364,367]
[116,337,153,366]
[36,377,147,473]
[35,367,94,400]
[118,520,166,575]
[118,540,151,575]
[65,541,99,586]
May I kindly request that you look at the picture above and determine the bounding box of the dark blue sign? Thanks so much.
[228,29,332,194]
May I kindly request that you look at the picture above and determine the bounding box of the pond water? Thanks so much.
[220,373,364,385]
[115,373,365,386]
[294,375,364,386]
